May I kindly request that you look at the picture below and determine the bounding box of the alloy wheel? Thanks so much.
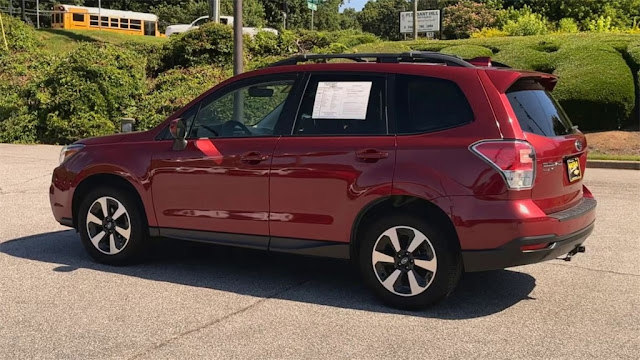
[85,196,132,255]
[371,226,438,297]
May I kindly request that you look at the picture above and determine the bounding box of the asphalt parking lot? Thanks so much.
[0,143,638,359]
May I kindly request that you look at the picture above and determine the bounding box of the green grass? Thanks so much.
[587,153,640,161]
[36,29,167,54]
[353,33,640,131]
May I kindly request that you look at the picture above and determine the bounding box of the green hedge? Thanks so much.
[440,45,493,59]
[358,33,640,131]
[552,42,634,131]
[0,43,146,144]
[0,15,39,54]
[160,22,234,71]
[134,65,230,130]
[3,25,639,143]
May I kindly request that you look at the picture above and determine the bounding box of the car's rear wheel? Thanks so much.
[358,214,461,309]
[77,187,147,265]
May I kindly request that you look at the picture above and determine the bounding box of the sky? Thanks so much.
[340,0,370,12]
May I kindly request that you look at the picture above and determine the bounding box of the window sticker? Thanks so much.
[311,81,372,120]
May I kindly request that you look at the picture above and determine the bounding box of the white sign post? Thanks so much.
[400,10,441,35]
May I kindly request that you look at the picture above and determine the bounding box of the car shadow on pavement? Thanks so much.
[1,230,536,319]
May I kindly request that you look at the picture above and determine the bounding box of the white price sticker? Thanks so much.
[311,81,372,120]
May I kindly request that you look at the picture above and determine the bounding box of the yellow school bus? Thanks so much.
[51,4,162,37]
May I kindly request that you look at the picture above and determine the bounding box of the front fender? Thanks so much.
[64,142,157,227]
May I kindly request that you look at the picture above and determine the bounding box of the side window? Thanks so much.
[294,75,387,136]
[72,13,84,22]
[396,75,474,134]
[193,17,209,27]
[189,80,294,138]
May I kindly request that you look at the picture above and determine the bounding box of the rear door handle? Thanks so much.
[240,151,269,164]
[356,148,389,162]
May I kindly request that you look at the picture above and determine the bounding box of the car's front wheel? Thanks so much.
[77,187,147,265]
[358,214,462,309]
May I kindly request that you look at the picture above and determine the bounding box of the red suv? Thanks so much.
[50,52,596,309]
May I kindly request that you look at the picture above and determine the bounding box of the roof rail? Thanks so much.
[268,52,475,68]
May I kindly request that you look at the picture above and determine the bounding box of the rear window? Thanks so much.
[395,75,474,134]
[507,80,574,137]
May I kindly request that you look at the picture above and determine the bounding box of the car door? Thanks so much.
[150,74,299,249]
[269,73,396,254]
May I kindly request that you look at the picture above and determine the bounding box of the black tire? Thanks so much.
[77,186,147,265]
[358,214,462,310]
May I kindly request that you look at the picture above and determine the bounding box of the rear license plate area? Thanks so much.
[566,157,582,182]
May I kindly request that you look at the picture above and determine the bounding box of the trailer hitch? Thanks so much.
[559,244,586,261]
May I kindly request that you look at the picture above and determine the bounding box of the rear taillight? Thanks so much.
[470,140,536,190]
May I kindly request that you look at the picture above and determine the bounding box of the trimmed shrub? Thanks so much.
[624,41,640,129]
[400,33,637,130]
[471,28,509,38]
[557,18,579,33]
[552,42,634,131]
[0,50,61,143]
[440,45,493,59]
[294,30,332,52]
[351,41,411,53]
[588,16,615,33]
[0,14,39,54]
[247,30,298,58]
[503,13,549,36]
[160,22,233,71]
[331,29,379,48]
[35,43,146,143]
[122,41,165,75]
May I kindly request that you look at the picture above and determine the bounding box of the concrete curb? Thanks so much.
[587,160,640,170]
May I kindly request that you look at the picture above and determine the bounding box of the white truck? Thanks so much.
[165,16,278,37]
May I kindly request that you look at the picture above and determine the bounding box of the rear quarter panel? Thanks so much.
[393,68,505,199]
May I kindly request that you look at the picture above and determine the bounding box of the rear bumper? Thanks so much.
[462,221,594,272]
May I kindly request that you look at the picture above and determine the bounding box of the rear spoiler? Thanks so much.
[484,69,558,92]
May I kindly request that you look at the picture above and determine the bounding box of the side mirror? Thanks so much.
[169,118,187,151]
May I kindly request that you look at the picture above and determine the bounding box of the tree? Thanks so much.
[262,0,313,30]
[442,0,498,38]
[358,0,410,40]
[339,7,361,30]
[314,0,343,31]
[221,0,265,27]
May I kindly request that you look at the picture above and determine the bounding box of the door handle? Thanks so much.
[240,151,269,164]
[356,149,389,162]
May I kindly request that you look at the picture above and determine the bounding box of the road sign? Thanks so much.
[307,3,317,11]
[399,10,441,34]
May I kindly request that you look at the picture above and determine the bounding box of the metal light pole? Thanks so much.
[209,0,220,23]
[413,0,418,40]
[98,0,101,30]
[233,0,243,75]
[21,0,26,21]
[36,0,40,29]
